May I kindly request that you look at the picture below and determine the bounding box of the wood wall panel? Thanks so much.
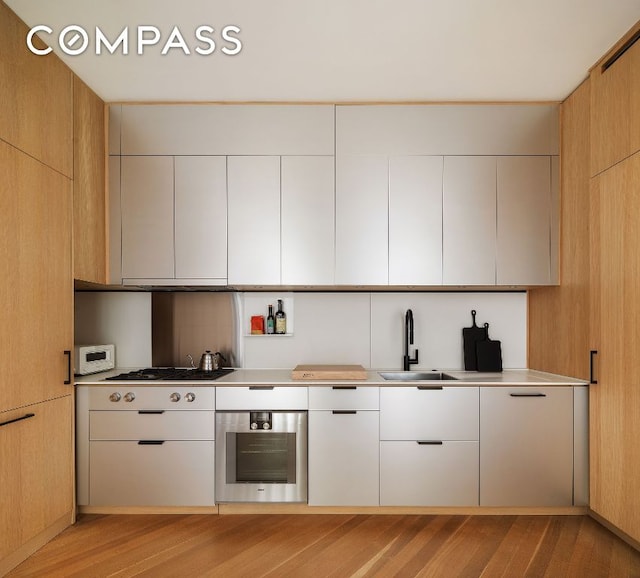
[0,2,73,177]
[73,76,107,283]
[629,41,640,156]
[528,80,590,379]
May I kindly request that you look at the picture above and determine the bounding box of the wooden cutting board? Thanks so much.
[291,364,368,380]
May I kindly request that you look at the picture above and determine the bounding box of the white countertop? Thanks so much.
[75,368,588,387]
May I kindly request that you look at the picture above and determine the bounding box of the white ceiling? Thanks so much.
[5,0,640,103]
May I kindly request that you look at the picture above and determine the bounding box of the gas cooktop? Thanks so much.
[105,368,234,381]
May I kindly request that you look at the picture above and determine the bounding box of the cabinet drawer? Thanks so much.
[380,441,479,506]
[380,387,478,440]
[308,410,379,506]
[309,386,379,410]
[89,410,215,440]
[216,387,307,410]
[89,440,215,506]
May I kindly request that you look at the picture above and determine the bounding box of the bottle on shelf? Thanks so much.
[266,304,275,334]
[275,299,286,334]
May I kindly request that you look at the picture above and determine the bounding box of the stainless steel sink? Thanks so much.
[378,371,458,381]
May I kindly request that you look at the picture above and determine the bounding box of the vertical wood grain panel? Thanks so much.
[73,76,107,284]
[528,80,591,379]
[0,397,74,562]
[629,40,640,156]
[0,141,72,411]
[590,152,640,543]
[0,2,73,177]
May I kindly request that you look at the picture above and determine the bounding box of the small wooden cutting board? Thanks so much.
[291,364,368,380]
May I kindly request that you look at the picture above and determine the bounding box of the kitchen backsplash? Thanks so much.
[75,292,152,368]
[75,290,526,370]
[240,292,526,370]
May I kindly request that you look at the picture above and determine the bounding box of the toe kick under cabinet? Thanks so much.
[76,386,216,507]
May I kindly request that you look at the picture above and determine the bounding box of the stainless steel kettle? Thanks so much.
[198,350,226,371]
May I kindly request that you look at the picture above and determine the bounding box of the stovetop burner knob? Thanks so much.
[123,392,136,403]
[185,392,196,402]
[170,392,181,402]
[109,392,121,402]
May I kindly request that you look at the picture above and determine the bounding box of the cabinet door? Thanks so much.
[590,49,632,176]
[480,387,573,507]
[630,41,640,157]
[389,156,443,284]
[308,411,379,506]
[281,156,335,285]
[121,156,174,279]
[497,156,551,285]
[335,156,388,285]
[591,153,640,541]
[174,156,227,280]
[0,142,72,411]
[73,76,107,284]
[0,396,73,563]
[227,156,281,285]
[90,440,215,506]
[442,157,496,285]
[380,441,479,506]
[0,2,73,177]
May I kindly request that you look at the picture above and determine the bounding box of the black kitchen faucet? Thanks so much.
[403,309,419,371]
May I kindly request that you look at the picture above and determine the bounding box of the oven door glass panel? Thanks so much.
[228,432,297,483]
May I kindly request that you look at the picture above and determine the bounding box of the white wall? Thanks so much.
[75,292,152,368]
[241,292,527,370]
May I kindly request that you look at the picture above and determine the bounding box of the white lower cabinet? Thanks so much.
[380,441,479,506]
[479,387,574,507]
[308,386,379,506]
[308,410,379,506]
[380,386,479,507]
[90,440,215,507]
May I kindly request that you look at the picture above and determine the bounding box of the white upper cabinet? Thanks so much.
[227,156,281,285]
[174,156,227,281]
[497,156,552,285]
[442,157,497,285]
[335,155,389,285]
[121,105,334,156]
[121,156,175,279]
[389,156,443,285]
[281,156,335,285]
[336,105,559,156]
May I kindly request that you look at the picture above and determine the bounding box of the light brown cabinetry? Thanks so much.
[590,151,640,542]
[73,77,107,284]
[0,141,73,412]
[0,396,73,575]
[590,31,640,176]
[528,79,591,379]
[0,2,73,177]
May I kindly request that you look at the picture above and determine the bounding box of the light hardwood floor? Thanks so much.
[6,514,640,577]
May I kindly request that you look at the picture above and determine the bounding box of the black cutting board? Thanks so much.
[475,323,503,372]
[462,310,487,370]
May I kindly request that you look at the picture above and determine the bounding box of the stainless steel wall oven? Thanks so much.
[215,411,307,503]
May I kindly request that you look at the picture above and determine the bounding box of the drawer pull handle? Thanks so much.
[64,350,72,384]
[138,410,165,415]
[509,393,547,398]
[417,440,443,445]
[0,413,35,428]
[590,350,598,384]
[332,410,357,415]
[417,386,443,391]
[249,386,274,391]
[332,386,357,390]
[138,440,165,445]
